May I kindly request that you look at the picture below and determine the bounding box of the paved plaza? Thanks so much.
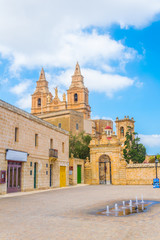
[0,185,160,240]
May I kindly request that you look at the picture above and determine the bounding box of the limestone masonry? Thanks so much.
[0,99,69,194]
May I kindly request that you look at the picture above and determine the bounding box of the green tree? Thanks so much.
[69,132,91,159]
[123,127,146,164]
[149,154,160,163]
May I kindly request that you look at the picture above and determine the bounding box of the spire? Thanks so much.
[33,67,49,94]
[69,62,84,89]
[74,62,81,76]
[39,67,46,81]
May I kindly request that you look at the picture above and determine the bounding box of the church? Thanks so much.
[31,63,150,186]
[31,63,156,186]
[31,63,113,137]
[30,63,142,186]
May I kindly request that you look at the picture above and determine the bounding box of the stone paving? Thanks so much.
[0,185,160,240]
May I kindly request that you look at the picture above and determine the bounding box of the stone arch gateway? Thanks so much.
[99,154,112,184]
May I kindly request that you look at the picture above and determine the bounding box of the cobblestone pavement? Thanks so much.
[1,185,160,240]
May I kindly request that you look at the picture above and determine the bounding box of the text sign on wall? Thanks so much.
[6,149,28,162]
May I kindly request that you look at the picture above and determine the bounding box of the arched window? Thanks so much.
[74,93,78,102]
[76,123,79,130]
[120,127,124,137]
[38,98,41,106]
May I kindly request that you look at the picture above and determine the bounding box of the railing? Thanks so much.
[49,149,58,158]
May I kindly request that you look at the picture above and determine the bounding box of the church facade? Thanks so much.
[31,63,112,136]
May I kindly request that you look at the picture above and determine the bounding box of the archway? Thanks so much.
[99,155,112,184]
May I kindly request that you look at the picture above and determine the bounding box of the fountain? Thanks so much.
[122,209,126,216]
[122,201,126,209]
[97,197,159,217]
[141,194,144,204]
[129,200,133,207]
[129,206,133,213]
[106,205,110,214]
[135,196,139,205]
[115,203,118,211]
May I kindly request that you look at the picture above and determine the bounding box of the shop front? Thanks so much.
[6,149,28,193]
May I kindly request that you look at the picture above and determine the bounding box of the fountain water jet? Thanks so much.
[129,200,133,207]
[115,203,118,211]
[122,201,126,209]
[106,205,110,214]
[141,194,144,204]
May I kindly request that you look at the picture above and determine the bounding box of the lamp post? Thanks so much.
[155,156,159,179]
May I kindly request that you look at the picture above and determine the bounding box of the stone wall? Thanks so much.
[126,163,160,184]
[84,158,92,184]
[69,156,84,185]
[0,100,69,194]
[37,110,85,135]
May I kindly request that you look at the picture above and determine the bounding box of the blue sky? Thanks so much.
[0,0,160,155]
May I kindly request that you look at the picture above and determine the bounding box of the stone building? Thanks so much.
[88,116,135,185]
[0,99,69,194]
[31,63,112,137]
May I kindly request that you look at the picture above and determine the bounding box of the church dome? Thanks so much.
[105,126,112,129]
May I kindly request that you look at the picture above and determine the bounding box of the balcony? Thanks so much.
[49,149,58,162]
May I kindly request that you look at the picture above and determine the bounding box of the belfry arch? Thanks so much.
[99,154,112,184]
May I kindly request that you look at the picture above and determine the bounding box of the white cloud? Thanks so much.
[54,68,134,97]
[16,94,31,109]
[139,134,160,148]
[10,80,31,95]
[0,78,8,85]
[0,0,159,71]
[0,0,159,100]
[0,30,137,73]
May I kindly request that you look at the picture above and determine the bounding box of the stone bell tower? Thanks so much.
[115,116,135,141]
[31,68,52,115]
[67,62,91,119]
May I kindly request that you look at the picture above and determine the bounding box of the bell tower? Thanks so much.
[67,62,91,119]
[31,68,52,115]
[115,116,135,141]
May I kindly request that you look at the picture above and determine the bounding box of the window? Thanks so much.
[30,162,32,167]
[50,138,53,149]
[120,127,124,137]
[15,127,19,142]
[76,123,79,130]
[30,170,32,175]
[46,164,48,168]
[62,142,64,153]
[58,123,61,128]
[38,98,41,106]
[35,134,38,147]
[74,93,78,102]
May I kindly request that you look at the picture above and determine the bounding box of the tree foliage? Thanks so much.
[69,132,91,159]
[123,126,146,164]
[149,154,160,163]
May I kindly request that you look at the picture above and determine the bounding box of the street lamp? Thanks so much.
[155,156,159,179]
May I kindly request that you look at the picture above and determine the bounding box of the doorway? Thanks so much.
[77,165,81,184]
[50,164,53,187]
[7,161,21,193]
[60,166,66,187]
[99,155,112,184]
[34,162,37,189]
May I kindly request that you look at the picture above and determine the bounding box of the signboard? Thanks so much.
[69,166,73,171]
[69,170,73,175]
[6,149,28,162]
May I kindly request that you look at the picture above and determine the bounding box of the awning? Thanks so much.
[6,149,28,162]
